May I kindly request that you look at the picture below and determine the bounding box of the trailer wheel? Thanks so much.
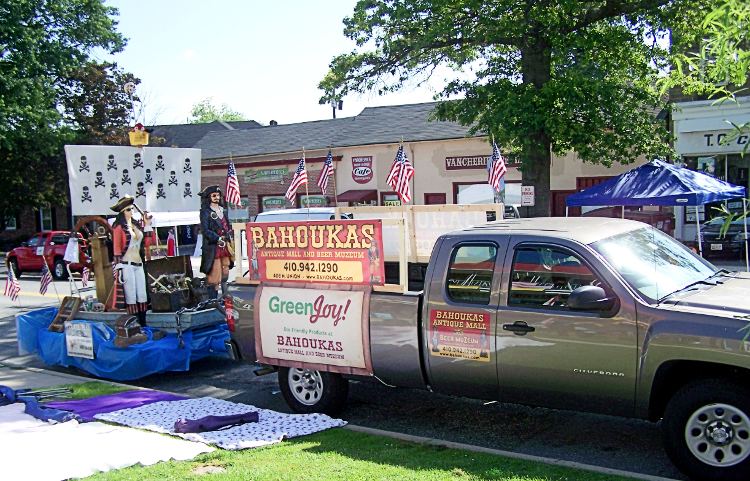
[662,379,750,481]
[52,258,68,280]
[278,367,348,416]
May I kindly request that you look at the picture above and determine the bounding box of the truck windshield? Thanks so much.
[590,226,717,303]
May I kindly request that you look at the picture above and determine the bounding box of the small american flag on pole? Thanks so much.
[317,150,334,191]
[386,145,414,203]
[225,160,242,207]
[39,263,52,295]
[487,141,507,192]
[4,263,20,301]
[81,266,90,288]
[285,155,308,201]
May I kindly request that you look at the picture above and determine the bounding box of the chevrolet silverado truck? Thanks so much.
[226,217,750,481]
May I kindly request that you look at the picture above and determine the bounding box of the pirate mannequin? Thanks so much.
[199,185,234,297]
[111,195,153,326]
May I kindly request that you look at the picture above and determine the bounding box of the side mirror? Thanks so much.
[567,285,616,311]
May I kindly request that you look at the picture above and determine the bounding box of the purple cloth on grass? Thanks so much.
[44,390,188,422]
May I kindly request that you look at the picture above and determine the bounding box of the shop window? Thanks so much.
[381,193,402,206]
[508,246,600,310]
[446,244,497,305]
[228,197,250,222]
[41,207,53,231]
[260,195,287,212]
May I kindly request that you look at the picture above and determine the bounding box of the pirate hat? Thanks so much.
[198,185,222,197]
[110,195,135,213]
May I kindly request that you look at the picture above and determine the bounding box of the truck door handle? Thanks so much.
[503,321,536,335]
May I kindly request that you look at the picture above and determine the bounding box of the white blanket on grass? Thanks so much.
[95,397,347,450]
[0,403,213,481]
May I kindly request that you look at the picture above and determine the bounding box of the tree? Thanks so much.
[0,0,124,231]
[61,61,141,145]
[189,98,247,123]
[321,0,710,216]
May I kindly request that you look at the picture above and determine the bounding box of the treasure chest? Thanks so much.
[146,255,194,312]
[115,314,141,338]
[151,289,191,312]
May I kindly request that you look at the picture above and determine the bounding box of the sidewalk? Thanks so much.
[0,363,103,391]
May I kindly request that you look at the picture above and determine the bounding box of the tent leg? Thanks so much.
[621,206,625,219]
[744,202,749,272]
[565,206,569,217]
[696,206,703,257]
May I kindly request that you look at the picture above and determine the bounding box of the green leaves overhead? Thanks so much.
[322,0,712,215]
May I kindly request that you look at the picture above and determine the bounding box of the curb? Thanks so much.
[344,425,681,481]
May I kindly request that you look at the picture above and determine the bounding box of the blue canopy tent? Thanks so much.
[566,160,748,268]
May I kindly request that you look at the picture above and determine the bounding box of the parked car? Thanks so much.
[697,217,748,258]
[6,231,89,280]
[253,207,352,223]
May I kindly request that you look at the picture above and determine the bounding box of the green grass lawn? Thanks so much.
[43,382,632,481]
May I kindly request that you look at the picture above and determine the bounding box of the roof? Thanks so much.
[456,217,647,245]
[148,120,262,148]
[195,102,481,160]
[196,118,349,160]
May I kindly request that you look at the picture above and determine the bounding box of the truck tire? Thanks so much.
[52,258,67,280]
[278,367,348,416]
[7,258,21,278]
[662,379,750,481]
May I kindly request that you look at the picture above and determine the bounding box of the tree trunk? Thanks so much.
[520,41,553,217]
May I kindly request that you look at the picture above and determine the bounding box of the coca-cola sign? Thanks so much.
[352,156,373,184]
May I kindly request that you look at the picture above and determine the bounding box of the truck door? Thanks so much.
[423,237,508,400]
[17,234,44,270]
[496,241,637,416]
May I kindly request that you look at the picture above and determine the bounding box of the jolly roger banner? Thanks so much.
[65,145,201,216]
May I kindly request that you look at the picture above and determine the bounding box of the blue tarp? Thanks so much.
[16,308,229,381]
[566,160,746,207]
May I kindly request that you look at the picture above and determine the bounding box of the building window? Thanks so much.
[5,216,17,231]
[228,197,250,222]
[300,195,328,208]
[41,207,53,231]
[259,195,287,212]
[381,193,402,206]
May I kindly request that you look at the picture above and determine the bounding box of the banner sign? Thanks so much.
[65,145,201,216]
[352,156,374,184]
[445,155,488,170]
[246,220,385,285]
[428,309,491,362]
[255,285,372,374]
[64,321,94,359]
[245,167,288,184]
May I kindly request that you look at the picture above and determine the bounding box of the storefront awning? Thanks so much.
[335,189,378,202]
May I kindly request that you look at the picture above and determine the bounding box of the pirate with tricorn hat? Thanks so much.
[111,195,154,325]
[199,185,234,297]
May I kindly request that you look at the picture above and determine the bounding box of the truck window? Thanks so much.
[446,244,497,305]
[509,246,600,310]
[50,234,69,245]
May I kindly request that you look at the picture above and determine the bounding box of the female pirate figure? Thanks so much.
[199,185,234,297]
[111,195,153,326]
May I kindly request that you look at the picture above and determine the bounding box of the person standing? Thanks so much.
[199,185,234,297]
[111,195,153,326]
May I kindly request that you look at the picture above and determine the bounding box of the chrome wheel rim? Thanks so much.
[685,402,750,467]
[54,263,64,278]
[287,368,323,406]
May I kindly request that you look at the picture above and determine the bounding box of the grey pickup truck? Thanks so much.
[226,217,750,481]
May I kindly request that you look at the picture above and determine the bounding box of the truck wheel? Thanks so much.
[7,258,21,278]
[278,367,348,416]
[662,379,750,481]
[52,259,67,280]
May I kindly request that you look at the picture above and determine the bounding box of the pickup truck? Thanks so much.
[226,216,750,481]
[6,231,89,280]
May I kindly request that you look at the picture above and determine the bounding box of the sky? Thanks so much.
[99,0,445,126]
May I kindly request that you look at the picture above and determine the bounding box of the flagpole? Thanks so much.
[331,147,339,206]
[302,147,310,221]
[41,255,61,303]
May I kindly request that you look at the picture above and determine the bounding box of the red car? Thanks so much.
[6,231,90,280]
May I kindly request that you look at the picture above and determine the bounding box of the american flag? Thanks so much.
[487,141,507,192]
[285,155,308,201]
[81,266,90,288]
[39,263,52,295]
[386,145,414,203]
[4,263,20,301]
[317,150,334,192]
[225,160,242,206]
